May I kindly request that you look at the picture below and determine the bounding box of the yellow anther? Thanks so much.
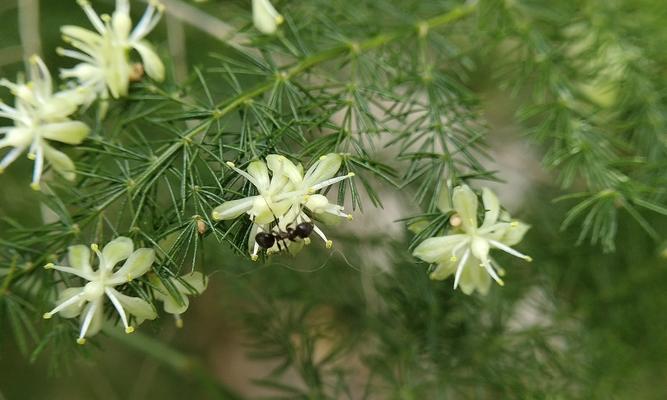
[510,221,519,228]
[450,256,457,262]
[275,15,284,25]
[125,326,135,334]
[225,161,235,168]
[27,153,36,160]
[90,243,99,252]
[44,263,54,269]
[101,14,111,22]
[30,183,41,191]
[347,172,356,177]
[43,313,52,319]
[326,240,333,249]
[346,214,354,221]
[126,274,133,282]
[175,318,184,329]
[319,155,328,160]
[303,238,311,245]
[212,211,221,220]
[76,338,87,345]
[251,254,259,262]
[497,279,505,287]
[0,167,4,174]
[525,256,533,262]
[29,54,39,64]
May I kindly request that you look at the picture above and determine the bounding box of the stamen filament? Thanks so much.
[453,249,470,290]
[488,240,532,261]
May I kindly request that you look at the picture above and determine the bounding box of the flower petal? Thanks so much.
[252,0,283,34]
[452,185,478,232]
[501,221,530,246]
[162,292,189,315]
[212,196,256,220]
[68,245,92,274]
[41,121,90,145]
[101,236,134,268]
[303,153,342,187]
[437,183,452,213]
[480,188,500,228]
[176,272,208,294]
[111,289,157,321]
[267,155,303,185]
[133,40,165,82]
[429,259,457,281]
[111,248,155,282]
[413,234,467,263]
[470,236,490,263]
[58,287,85,318]
[247,160,270,191]
[42,144,76,181]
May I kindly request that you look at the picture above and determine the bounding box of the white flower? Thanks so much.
[252,0,284,34]
[59,0,165,102]
[413,185,531,295]
[0,55,90,190]
[151,272,208,328]
[43,237,157,344]
[212,154,354,259]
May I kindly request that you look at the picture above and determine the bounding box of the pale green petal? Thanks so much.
[247,160,270,191]
[83,299,105,337]
[101,236,134,268]
[163,293,189,315]
[303,153,342,187]
[111,248,155,282]
[413,234,467,263]
[112,9,132,41]
[267,155,302,185]
[111,289,157,321]
[133,40,165,82]
[41,121,90,144]
[470,236,490,263]
[42,144,76,181]
[177,272,208,294]
[305,194,330,213]
[252,0,283,34]
[58,287,85,318]
[429,259,457,281]
[480,188,500,228]
[68,245,92,274]
[452,185,479,232]
[408,219,429,234]
[501,221,530,246]
[212,197,256,220]
[61,26,101,45]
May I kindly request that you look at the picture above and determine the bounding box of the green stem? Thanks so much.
[105,327,245,400]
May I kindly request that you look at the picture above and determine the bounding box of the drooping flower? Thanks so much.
[252,0,283,34]
[413,185,531,295]
[0,55,90,190]
[59,0,165,103]
[43,237,157,344]
[151,272,208,328]
[212,154,354,259]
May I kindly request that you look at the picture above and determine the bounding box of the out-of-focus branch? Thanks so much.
[18,0,41,63]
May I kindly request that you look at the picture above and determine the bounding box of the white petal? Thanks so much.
[212,197,256,220]
[111,289,157,321]
[305,194,330,213]
[429,260,457,281]
[162,292,189,315]
[436,183,452,213]
[267,155,303,185]
[413,234,467,263]
[470,236,490,262]
[303,153,342,187]
[501,221,530,246]
[252,0,283,34]
[68,245,93,274]
[111,248,155,283]
[247,160,270,191]
[176,272,208,294]
[56,287,85,318]
[41,121,90,145]
[61,25,102,45]
[133,40,165,82]
[452,185,478,232]
[480,188,500,228]
[42,144,76,181]
[101,236,134,268]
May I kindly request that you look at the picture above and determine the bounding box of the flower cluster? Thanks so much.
[0,0,165,188]
[212,153,354,260]
[253,0,284,34]
[413,185,531,295]
[0,56,90,190]
[43,237,208,343]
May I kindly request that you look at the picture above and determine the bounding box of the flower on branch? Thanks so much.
[151,272,208,328]
[212,153,354,260]
[252,0,284,34]
[43,237,157,344]
[0,55,90,190]
[59,0,165,103]
[413,185,531,295]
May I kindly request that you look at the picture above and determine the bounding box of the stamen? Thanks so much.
[225,161,261,188]
[77,301,98,344]
[77,0,107,34]
[105,288,132,333]
[481,259,504,286]
[453,249,470,289]
[174,314,183,328]
[43,292,84,319]
[0,147,25,171]
[488,240,532,262]
[309,173,355,192]
[43,263,94,281]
